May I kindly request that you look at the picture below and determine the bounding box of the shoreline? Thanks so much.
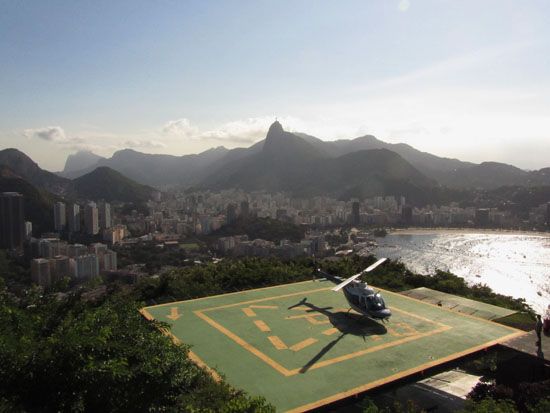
[388,227,550,237]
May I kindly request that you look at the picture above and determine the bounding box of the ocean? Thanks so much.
[369,230,550,314]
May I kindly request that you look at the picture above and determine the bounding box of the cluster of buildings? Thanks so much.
[0,192,123,289]
[141,190,550,233]
[217,234,328,259]
[28,237,118,288]
[53,200,127,244]
[2,188,550,288]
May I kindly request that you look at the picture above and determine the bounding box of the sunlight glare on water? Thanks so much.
[371,232,550,314]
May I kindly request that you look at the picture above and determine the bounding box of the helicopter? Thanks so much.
[315,258,391,320]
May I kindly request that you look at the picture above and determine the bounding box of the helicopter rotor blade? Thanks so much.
[331,258,387,292]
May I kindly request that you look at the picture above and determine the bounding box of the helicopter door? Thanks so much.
[365,295,374,311]
[362,295,370,311]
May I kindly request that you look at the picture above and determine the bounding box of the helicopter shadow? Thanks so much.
[288,298,387,374]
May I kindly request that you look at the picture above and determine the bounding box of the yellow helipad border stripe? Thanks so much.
[254,320,271,332]
[322,328,339,336]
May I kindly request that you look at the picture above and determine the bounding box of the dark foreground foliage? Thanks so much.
[465,380,550,412]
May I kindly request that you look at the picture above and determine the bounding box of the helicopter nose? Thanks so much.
[376,309,392,319]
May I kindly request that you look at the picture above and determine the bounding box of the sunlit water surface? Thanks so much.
[370,231,550,314]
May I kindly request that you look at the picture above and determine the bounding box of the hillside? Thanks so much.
[0,166,56,235]
[0,148,70,194]
[70,167,154,203]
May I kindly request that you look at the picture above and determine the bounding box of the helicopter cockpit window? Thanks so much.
[373,293,385,308]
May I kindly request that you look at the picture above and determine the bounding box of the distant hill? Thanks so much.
[70,167,154,203]
[0,148,70,194]
[44,121,550,191]
[59,146,230,187]
[0,166,56,235]
[295,132,474,175]
[63,150,105,173]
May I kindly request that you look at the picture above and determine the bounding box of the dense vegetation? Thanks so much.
[210,217,306,243]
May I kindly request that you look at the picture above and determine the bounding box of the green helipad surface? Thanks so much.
[142,280,524,412]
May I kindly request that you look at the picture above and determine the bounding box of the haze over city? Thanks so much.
[1,0,550,171]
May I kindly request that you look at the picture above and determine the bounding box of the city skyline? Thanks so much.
[1,1,550,170]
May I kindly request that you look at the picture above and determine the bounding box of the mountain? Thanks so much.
[59,146,230,187]
[202,122,435,202]
[0,166,57,235]
[0,148,70,194]
[70,167,154,203]
[437,162,530,189]
[54,122,550,191]
[202,121,329,191]
[63,150,105,173]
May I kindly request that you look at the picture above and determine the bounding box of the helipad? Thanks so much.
[141,280,524,412]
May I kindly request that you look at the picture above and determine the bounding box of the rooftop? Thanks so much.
[142,280,524,412]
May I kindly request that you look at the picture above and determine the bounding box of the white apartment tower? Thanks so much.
[66,203,80,233]
[84,202,99,235]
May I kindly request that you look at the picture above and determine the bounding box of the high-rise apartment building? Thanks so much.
[103,250,117,272]
[240,200,250,219]
[54,202,66,232]
[84,202,99,235]
[31,258,51,287]
[24,221,33,239]
[99,202,111,229]
[226,204,237,225]
[71,254,99,279]
[66,203,80,233]
[350,201,360,226]
[0,192,25,250]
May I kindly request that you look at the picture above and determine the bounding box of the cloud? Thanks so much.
[24,126,66,142]
[124,139,167,149]
[162,118,199,137]
[200,118,273,143]
[163,117,274,144]
[398,0,410,12]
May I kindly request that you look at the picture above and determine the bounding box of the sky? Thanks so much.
[1,0,549,171]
